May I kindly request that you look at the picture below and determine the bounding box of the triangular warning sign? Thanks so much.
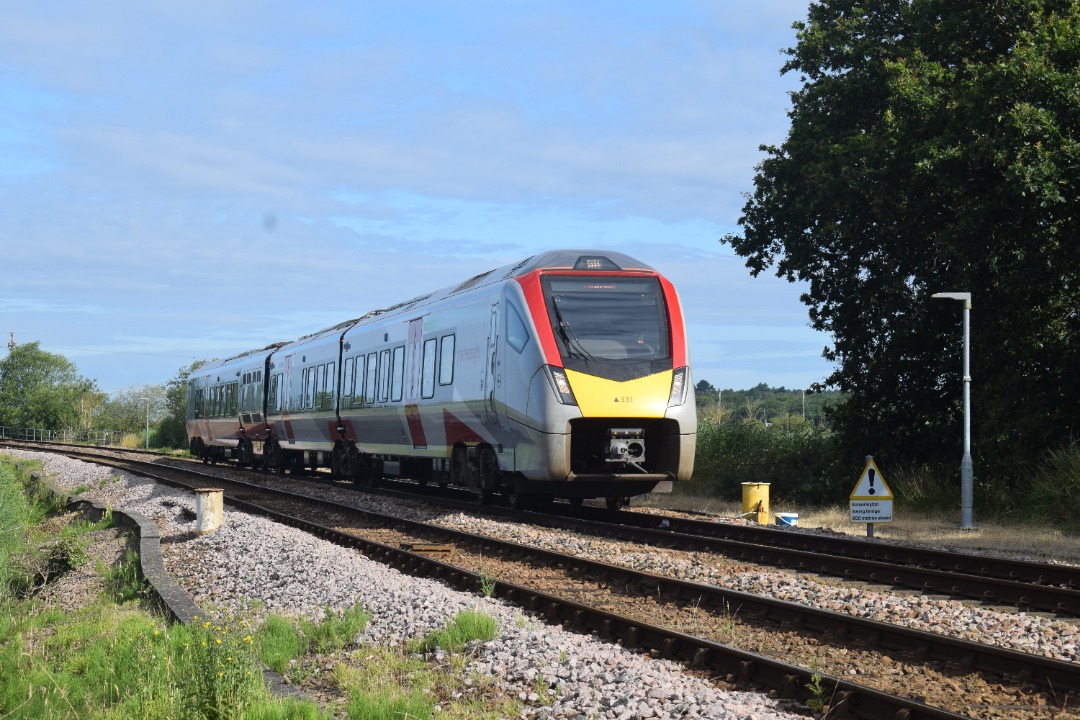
[850,458,894,500]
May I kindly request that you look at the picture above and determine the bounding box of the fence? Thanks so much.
[0,426,137,447]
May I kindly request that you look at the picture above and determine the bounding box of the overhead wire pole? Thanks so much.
[932,292,975,529]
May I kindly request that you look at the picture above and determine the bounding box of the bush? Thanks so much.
[1025,439,1080,528]
[686,419,846,504]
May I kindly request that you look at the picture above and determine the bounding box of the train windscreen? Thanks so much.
[541,276,670,369]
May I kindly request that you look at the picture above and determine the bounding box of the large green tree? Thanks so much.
[0,342,99,432]
[724,0,1080,480]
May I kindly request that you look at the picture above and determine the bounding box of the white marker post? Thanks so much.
[850,456,894,538]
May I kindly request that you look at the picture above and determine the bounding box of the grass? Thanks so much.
[412,609,498,654]
[2,454,524,718]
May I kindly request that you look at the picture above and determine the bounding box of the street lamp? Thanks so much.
[931,291,974,529]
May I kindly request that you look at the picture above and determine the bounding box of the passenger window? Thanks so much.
[325,362,335,409]
[391,346,405,402]
[439,334,455,385]
[506,302,530,353]
[421,338,437,399]
[353,358,361,402]
[365,352,377,404]
[302,368,311,409]
[378,349,391,402]
[343,358,354,397]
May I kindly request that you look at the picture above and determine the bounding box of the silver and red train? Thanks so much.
[185,249,696,507]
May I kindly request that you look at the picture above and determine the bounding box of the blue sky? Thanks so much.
[0,0,832,394]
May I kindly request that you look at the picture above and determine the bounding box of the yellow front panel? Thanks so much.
[564,368,672,418]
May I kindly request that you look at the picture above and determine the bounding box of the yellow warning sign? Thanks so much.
[850,458,894,524]
[850,458,894,500]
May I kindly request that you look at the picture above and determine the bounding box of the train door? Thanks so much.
[404,317,427,448]
[282,354,295,446]
[482,302,502,426]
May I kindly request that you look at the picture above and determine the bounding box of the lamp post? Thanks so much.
[931,292,974,529]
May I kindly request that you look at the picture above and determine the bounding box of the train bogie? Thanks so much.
[186,249,696,505]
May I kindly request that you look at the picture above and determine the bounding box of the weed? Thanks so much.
[478,568,497,598]
[299,603,371,654]
[414,609,497,654]
[106,548,145,603]
[805,658,832,713]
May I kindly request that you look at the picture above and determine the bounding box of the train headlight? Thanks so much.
[668,366,689,407]
[545,366,578,405]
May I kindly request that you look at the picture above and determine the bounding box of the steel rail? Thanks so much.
[88,458,967,720]
[593,506,1080,589]
[6,439,1079,614]
[37,446,1080,707]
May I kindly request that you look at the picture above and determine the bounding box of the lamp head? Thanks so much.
[932,292,972,308]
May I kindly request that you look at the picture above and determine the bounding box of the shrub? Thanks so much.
[687,419,846,504]
[1025,439,1080,528]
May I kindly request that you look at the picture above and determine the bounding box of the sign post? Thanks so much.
[850,456,894,538]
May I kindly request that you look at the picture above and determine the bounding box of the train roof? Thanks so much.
[194,249,656,364]
[353,248,656,321]
[194,342,289,375]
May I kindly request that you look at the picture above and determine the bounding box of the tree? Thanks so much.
[158,361,204,450]
[723,0,1080,480]
[0,342,99,432]
[97,385,167,435]
[694,378,718,409]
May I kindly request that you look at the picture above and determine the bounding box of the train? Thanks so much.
[185,249,696,509]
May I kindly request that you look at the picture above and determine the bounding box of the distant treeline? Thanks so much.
[694,380,843,427]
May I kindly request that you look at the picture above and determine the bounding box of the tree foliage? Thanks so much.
[158,361,204,449]
[97,384,167,435]
[0,342,98,431]
[724,0,1080,481]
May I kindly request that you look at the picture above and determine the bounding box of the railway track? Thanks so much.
[14,439,1079,614]
[6,440,1077,719]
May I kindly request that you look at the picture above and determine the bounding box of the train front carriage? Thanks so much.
[502,251,696,506]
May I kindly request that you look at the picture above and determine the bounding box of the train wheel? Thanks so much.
[506,486,528,510]
[238,440,253,467]
[333,442,357,480]
[265,441,285,474]
[605,496,629,512]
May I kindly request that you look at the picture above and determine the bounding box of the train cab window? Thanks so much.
[378,349,391,402]
[188,382,201,419]
[439,334,455,385]
[506,302,530,354]
[421,338,437,399]
[390,346,405,402]
[365,352,377,404]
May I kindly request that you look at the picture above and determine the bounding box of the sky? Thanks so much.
[0,0,834,396]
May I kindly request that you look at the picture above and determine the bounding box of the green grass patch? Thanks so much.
[413,609,498,654]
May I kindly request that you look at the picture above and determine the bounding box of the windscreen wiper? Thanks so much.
[551,298,598,364]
